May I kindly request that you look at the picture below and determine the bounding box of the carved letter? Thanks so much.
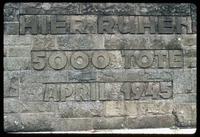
[155,50,169,68]
[120,82,131,100]
[32,51,46,70]
[98,16,115,34]
[176,17,192,34]
[158,16,174,34]
[169,50,183,68]
[92,52,110,69]
[20,15,37,35]
[7,77,19,97]
[90,83,97,101]
[135,51,154,68]
[75,84,90,101]
[70,16,87,34]
[99,83,107,100]
[43,84,60,102]
[48,52,67,70]
[71,52,89,69]
[131,82,145,100]
[118,16,136,34]
[138,16,156,34]
[60,84,74,101]
[144,82,160,99]
[51,15,66,34]
[38,15,48,34]
[159,82,173,99]
[122,50,135,69]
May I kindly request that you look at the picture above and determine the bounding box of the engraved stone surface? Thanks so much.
[3,3,196,133]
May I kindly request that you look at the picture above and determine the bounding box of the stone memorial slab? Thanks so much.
[4,3,196,133]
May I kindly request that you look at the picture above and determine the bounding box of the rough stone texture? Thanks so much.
[4,113,56,131]
[190,4,197,33]
[173,69,196,94]
[104,35,196,50]
[32,35,56,50]
[4,22,19,35]
[173,103,196,127]
[4,35,32,46]
[56,35,104,50]
[58,102,104,118]
[4,3,196,133]
[4,3,19,22]
[51,118,93,131]
[126,114,175,128]
[20,3,80,15]
[7,47,31,57]
[4,57,31,71]
[80,3,190,15]
[93,117,125,129]
[155,3,190,15]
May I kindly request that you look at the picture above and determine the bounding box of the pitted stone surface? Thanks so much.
[4,3,196,132]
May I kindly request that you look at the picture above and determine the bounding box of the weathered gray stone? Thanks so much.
[32,35,56,50]
[4,70,69,84]
[29,70,69,83]
[4,98,20,113]
[4,71,21,97]
[21,102,59,113]
[184,57,196,68]
[173,93,196,103]
[126,114,175,128]
[173,103,196,127]
[93,117,125,129]
[4,35,32,46]
[4,57,31,71]
[104,35,185,49]
[190,4,197,33]
[80,3,136,15]
[58,102,104,118]
[124,101,138,116]
[56,35,104,50]
[80,3,190,15]
[7,47,31,57]
[173,69,196,94]
[4,98,58,113]
[105,101,125,116]
[4,22,19,35]
[70,16,97,34]
[68,70,96,82]
[4,113,56,132]
[97,69,173,82]
[20,3,80,14]
[136,100,174,115]
[19,83,45,102]
[155,3,190,15]
[4,3,19,21]
[134,3,159,15]
[184,49,196,58]
[51,118,93,131]
[97,70,125,82]
[104,83,124,101]
[4,114,22,132]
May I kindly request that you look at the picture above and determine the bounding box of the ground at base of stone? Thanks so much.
[12,128,196,134]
